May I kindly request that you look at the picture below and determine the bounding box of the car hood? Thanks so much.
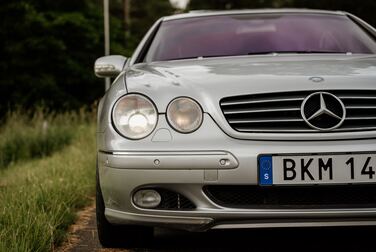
[126,54,376,114]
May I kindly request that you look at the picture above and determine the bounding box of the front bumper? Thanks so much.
[105,208,376,231]
[98,114,376,231]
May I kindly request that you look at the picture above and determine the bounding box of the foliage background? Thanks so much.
[1,0,376,117]
[0,0,173,117]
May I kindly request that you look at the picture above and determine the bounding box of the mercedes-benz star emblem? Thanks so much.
[301,92,346,131]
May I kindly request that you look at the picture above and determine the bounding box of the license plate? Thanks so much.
[259,153,376,186]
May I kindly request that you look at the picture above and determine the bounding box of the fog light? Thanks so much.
[133,189,161,209]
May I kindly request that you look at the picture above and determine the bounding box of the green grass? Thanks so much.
[0,112,96,252]
[0,110,93,169]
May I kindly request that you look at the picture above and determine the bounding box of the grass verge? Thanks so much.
[0,122,96,252]
[0,110,92,169]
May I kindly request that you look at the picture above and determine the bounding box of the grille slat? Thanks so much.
[223,107,300,115]
[339,96,376,100]
[221,97,305,106]
[220,90,376,133]
[347,117,376,120]
[339,127,376,131]
[234,128,317,133]
[347,106,376,109]
[229,118,304,124]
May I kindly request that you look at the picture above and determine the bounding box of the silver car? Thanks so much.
[94,9,376,248]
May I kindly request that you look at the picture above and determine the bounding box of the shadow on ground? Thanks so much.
[67,207,376,252]
[150,226,375,252]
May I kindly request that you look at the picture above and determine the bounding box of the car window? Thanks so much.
[145,14,376,62]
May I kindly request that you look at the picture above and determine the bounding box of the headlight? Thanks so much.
[167,97,203,133]
[112,94,158,139]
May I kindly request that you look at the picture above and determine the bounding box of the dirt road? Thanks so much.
[60,206,376,252]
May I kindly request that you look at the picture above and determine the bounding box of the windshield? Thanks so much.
[145,13,376,62]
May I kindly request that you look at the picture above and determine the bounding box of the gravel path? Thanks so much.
[59,205,376,252]
[57,205,104,252]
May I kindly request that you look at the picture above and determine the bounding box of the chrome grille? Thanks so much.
[220,90,376,133]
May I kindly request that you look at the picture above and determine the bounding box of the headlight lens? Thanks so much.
[112,94,158,139]
[167,97,203,133]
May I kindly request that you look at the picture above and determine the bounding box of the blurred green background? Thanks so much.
[1,1,376,250]
[1,0,376,117]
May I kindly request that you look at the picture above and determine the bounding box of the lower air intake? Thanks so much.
[204,185,376,209]
[157,189,196,210]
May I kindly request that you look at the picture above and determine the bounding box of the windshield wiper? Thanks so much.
[165,54,249,61]
[164,51,352,61]
[248,51,352,55]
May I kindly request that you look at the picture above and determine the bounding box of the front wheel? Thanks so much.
[96,167,153,248]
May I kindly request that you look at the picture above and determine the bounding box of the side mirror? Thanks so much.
[94,55,127,78]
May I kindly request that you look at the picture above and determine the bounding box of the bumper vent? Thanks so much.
[157,189,196,210]
[204,185,376,209]
[220,90,376,133]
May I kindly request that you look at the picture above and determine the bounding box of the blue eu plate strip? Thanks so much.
[259,156,273,185]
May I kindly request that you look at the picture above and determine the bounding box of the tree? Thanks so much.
[283,0,376,27]
[0,0,175,116]
[126,0,175,53]
[1,1,101,114]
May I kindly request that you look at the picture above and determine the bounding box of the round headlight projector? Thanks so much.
[112,94,158,139]
[133,189,161,209]
[167,97,203,133]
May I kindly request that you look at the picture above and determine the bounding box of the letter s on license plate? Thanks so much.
[258,153,376,186]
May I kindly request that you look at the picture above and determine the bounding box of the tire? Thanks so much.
[96,166,153,248]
